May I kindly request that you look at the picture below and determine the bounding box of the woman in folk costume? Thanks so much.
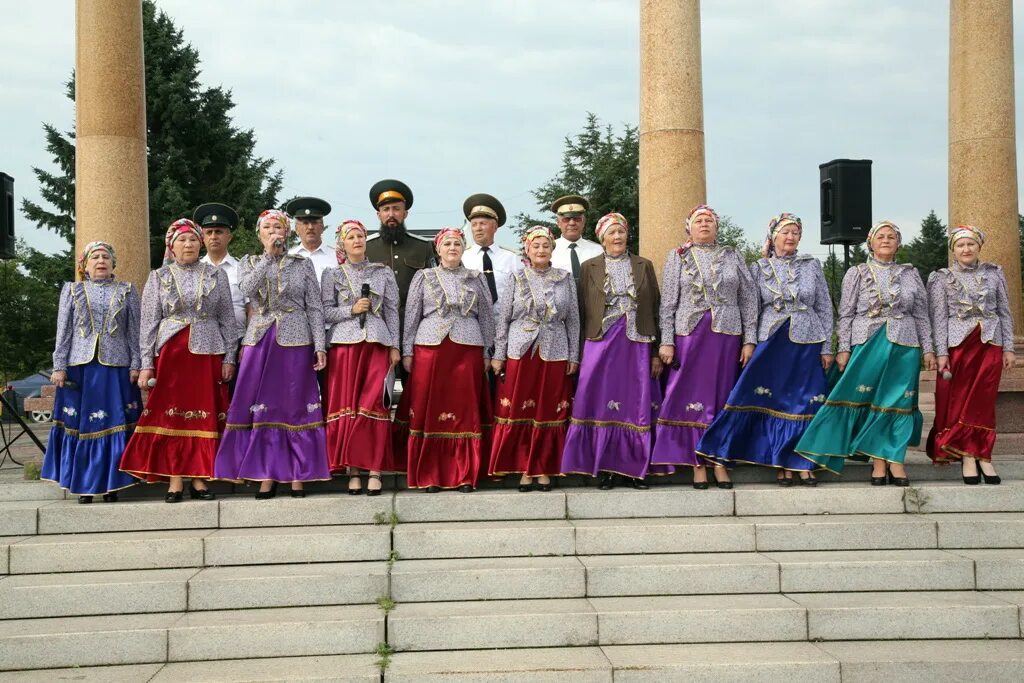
[322,219,402,496]
[796,220,936,486]
[652,204,758,489]
[120,219,240,502]
[697,213,833,486]
[561,213,663,490]
[489,226,580,492]
[44,241,142,503]
[927,225,1016,484]
[214,209,330,499]
[394,226,495,492]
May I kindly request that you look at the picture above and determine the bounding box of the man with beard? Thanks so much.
[286,196,335,281]
[365,179,435,327]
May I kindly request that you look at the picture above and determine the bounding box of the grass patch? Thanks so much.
[373,510,400,528]
[376,595,396,613]
[375,641,394,671]
[23,461,41,480]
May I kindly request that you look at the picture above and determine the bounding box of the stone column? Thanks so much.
[639,0,706,277]
[76,0,150,288]
[949,0,1021,337]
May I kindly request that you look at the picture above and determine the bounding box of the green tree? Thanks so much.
[21,0,282,265]
[516,113,640,253]
[717,216,761,265]
[0,242,64,383]
[899,210,947,283]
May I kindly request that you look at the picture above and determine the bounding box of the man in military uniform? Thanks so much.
[286,196,335,281]
[194,202,247,330]
[461,193,522,311]
[365,179,435,330]
[550,194,601,280]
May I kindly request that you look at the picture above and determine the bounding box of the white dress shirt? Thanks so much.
[552,235,603,275]
[201,252,247,330]
[462,242,523,312]
[289,241,338,282]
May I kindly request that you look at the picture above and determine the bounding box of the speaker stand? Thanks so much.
[0,393,45,468]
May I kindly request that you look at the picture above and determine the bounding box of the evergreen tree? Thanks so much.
[516,113,640,253]
[21,0,282,265]
[0,242,64,382]
[899,210,948,283]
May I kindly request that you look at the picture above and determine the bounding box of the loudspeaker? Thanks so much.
[0,173,14,260]
[819,159,871,245]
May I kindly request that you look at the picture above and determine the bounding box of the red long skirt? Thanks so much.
[120,328,229,481]
[393,338,492,489]
[325,342,402,473]
[927,326,1003,463]
[489,350,572,477]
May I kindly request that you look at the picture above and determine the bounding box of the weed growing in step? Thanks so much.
[373,511,400,528]
[376,595,396,613]
[23,462,41,480]
[904,487,930,514]
[375,642,394,671]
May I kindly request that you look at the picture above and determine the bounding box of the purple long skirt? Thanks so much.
[560,318,660,479]
[215,326,330,483]
[652,312,741,472]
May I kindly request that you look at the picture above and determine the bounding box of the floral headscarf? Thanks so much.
[433,226,466,251]
[948,224,986,251]
[77,241,116,280]
[335,219,367,265]
[163,219,203,264]
[257,209,291,233]
[763,212,802,257]
[866,220,902,253]
[595,212,628,243]
[523,225,555,245]
[685,204,719,234]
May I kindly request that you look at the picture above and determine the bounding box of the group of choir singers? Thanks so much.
[40,180,1017,504]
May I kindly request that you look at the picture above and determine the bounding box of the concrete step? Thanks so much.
[0,567,198,619]
[8,529,207,574]
[186,561,388,610]
[217,496,392,528]
[571,517,756,554]
[0,664,165,682]
[579,553,778,597]
[751,513,938,551]
[932,512,1024,548]
[393,488,566,522]
[765,549,976,592]
[393,520,575,559]
[907,481,1024,513]
[0,606,383,672]
[0,501,50,536]
[203,525,391,566]
[390,556,585,602]
[36,499,217,534]
[0,481,64,503]
[789,590,1021,640]
[813,639,1024,683]
[385,647,613,682]
[949,549,1024,590]
[148,655,380,682]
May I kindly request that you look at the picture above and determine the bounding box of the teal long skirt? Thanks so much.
[795,326,922,473]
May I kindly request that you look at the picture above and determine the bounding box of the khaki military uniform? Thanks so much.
[366,231,436,348]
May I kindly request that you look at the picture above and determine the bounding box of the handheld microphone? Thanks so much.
[63,380,79,391]
[272,238,284,250]
[941,370,953,381]
[359,283,370,328]
[146,378,157,388]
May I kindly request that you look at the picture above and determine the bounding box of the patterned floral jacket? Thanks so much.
[403,266,495,358]
[52,280,141,371]
[837,258,934,354]
[927,261,1015,356]
[494,266,580,363]
[321,260,401,349]
[751,254,834,355]
[239,254,326,352]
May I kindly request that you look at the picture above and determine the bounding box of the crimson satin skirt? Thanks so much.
[393,338,492,489]
[927,326,1003,463]
[120,328,229,481]
[325,342,402,473]
[488,350,572,477]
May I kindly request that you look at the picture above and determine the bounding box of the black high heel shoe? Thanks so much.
[78,495,93,504]
[979,462,1001,485]
[102,492,118,503]
[425,486,441,493]
[348,475,364,495]
[458,484,474,493]
[518,479,534,493]
[870,474,887,486]
[887,467,910,487]
[290,487,306,498]
[189,482,216,500]
[255,482,278,500]
[962,460,981,485]
[630,477,650,490]
[537,481,553,492]
[366,474,383,496]
[165,490,183,503]
[597,473,615,490]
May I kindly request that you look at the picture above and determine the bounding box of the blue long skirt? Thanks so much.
[697,322,828,471]
[42,361,141,495]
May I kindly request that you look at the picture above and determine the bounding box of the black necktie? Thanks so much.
[481,247,498,303]
[569,243,581,280]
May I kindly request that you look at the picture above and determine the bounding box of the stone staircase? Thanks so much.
[2,470,1024,682]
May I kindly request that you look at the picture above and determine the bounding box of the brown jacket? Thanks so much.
[578,254,660,351]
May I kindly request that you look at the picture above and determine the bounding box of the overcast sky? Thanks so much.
[3,0,1023,260]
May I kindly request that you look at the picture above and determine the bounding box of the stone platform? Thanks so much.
[1,476,1024,681]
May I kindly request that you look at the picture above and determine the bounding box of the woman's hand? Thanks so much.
[313,351,327,371]
[650,355,664,379]
[659,345,675,367]
[567,362,579,376]
[138,369,154,390]
[491,359,505,375]
[836,352,851,372]
[820,354,834,371]
[923,352,937,372]
[261,231,285,257]
[402,355,413,373]
[351,298,371,316]
[221,363,236,382]
[739,343,755,368]
[50,370,67,388]
[389,348,401,369]
[937,355,949,374]
[1004,351,1016,370]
